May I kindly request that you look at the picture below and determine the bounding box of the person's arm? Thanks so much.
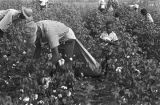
[50,47,62,64]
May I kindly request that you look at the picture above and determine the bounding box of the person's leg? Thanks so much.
[63,39,75,62]
[0,29,4,38]
[58,39,75,70]
[51,47,62,64]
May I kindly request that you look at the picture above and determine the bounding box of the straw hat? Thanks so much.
[22,7,33,20]
[134,4,139,9]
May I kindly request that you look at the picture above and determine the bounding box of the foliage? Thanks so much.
[83,4,160,105]
[0,0,160,105]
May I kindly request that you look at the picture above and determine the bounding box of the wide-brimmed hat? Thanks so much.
[22,7,33,20]
[134,4,139,9]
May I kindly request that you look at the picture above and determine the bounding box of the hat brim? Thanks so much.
[22,7,33,20]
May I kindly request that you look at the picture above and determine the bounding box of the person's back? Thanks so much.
[36,20,76,48]
[37,20,68,35]
[140,8,154,23]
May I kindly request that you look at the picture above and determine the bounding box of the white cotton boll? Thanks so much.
[43,84,49,89]
[12,64,16,67]
[37,100,44,104]
[16,61,20,64]
[58,94,62,98]
[42,77,51,84]
[61,86,67,89]
[116,67,123,73]
[58,59,65,66]
[100,34,111,41]
[53,90,56,93]
[69,57,73,61]
[81,73,84,77]
[24,40,27,43]
[123,97,127,103]
[42,77,51,89]
[23,97,30,102]
[34,94,38,100]
[126,56,130,58]
[132,52,135,55]
[114,59,117,62]
[3,55,7,58]
[135,69,141,74]
[67,91,72,97]
[23,51,26,55]
[5,80,9,84]
[19,97,22,100]
[48,53,52,60]
[129,5,134,8]
[54,96,58,100]
[20,89,24,92]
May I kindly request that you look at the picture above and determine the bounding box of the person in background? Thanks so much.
[0,7,27,38]
[100,21,119,46]
[106,0,119,12]
[141,8,154,23]
[98,0,106,12]
[114,11,120,21]
[100,21,119,75]
[128,4,139,12]
[39,0,49,10]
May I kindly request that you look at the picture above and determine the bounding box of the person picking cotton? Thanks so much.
[141,8,154,23]
[100,21,119,46]
[0,7,30,38]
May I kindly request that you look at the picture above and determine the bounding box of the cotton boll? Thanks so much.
[23,51,27,55]
[116,67,123,73]
[23,97,30,102]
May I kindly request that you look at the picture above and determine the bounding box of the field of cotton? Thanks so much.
[0,0,160,105]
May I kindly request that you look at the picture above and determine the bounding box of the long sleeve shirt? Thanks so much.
[0,9,20,31]
[24,20,76,48]
[146,13,154,23]
[100,31,118,41]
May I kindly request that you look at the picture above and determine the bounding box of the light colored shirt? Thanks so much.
[146,13,154,23]
[99,0,106,5]
[39,0,48,6]
[0,9,20,31]
[0,9,20,20]
[100,31,118,41]
[24,20,76,48]
[129,4,139,10]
